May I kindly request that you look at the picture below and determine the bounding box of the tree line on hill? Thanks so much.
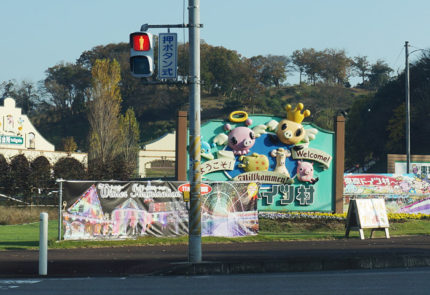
[345,53,430,171]
[0,42,392,142]
[0,40,428,175]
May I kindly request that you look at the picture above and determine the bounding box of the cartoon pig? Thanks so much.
[212,116,267,155]
[222,119,256,155]
[296,161,319,184]
[227,126,256,155]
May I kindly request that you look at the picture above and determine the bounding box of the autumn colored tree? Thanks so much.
[114,108,140,179]
[62,136,78,153]
[87,59,122,179]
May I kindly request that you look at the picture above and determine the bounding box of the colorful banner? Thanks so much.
[61,181,258,240]
[343,174,430,214]
[344,174,430,195]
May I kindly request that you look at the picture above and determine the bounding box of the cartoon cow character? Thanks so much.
[296,161,319,184]
[238,153,269,172]
[213,117,267,156]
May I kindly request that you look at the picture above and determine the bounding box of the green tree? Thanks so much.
[291,50,306,84]
[319,49,351,85]
[345,53,430,171]
[0,80,18,104]
[200,43,244,97]
[43,62,91,115]
[0,154,10,194]
[263,55,290,87]
[87,59,122,179]
[15,81,39,114]
[30,156,52,191]
[9,155,31,202]
[299,48,323,85]
[0,80,39,114]
[54,157,87,180]
[352,56,370,85]
[385,103,405,152]
[368,60,393,89]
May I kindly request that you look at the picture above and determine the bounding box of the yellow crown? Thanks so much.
[286,103,311,123]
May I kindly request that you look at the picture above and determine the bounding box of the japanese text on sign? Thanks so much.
[260,184,315,206]
[158,33,178,79]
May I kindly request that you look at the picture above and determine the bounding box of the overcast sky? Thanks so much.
[1,0,429,85]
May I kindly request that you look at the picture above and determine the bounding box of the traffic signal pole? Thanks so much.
[135,0,202,263]
[188,0,202,263]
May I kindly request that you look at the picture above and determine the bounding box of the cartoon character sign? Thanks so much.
[277,103,310,146]
[213,117,260,156]
[199,103,334,210]
[296,161,319,184]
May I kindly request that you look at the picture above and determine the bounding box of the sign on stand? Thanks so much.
[345,198,390,240]
[158,32,178,80]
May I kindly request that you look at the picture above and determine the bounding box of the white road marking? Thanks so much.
[0,279,41,290]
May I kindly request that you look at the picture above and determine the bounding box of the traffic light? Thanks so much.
[129,32,154,77]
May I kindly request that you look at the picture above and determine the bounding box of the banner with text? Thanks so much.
[61,181,258,240]
[343,173,430,214]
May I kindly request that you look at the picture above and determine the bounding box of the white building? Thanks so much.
[0,97,87,165]
[138,132,176,178]
[0,97,183,177]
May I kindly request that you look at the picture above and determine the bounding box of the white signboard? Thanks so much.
[355,198,389,228]
[158,33,178,80]
[345,198,390,239]
[395,161,430,176]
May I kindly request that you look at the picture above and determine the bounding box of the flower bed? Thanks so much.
[259,211,430,222]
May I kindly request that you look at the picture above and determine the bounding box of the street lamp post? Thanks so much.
[404,42,429,173]
[405,41,411,173]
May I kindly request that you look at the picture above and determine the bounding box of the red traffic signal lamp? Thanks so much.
[129,32,154,78]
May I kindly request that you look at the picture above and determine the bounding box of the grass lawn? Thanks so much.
[0,221,58,250]
[1,219,429,251]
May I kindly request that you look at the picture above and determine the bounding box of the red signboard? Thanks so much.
[178,183,212,195]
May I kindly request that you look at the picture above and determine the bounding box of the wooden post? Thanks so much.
[334,115,345,214]
[175,111,188,181]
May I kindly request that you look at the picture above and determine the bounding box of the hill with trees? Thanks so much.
[1,41,428,174]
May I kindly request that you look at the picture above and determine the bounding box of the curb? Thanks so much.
[152,255,430,276]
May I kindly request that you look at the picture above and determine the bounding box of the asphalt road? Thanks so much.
[2,236,430,277]
[2,268,430,295]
